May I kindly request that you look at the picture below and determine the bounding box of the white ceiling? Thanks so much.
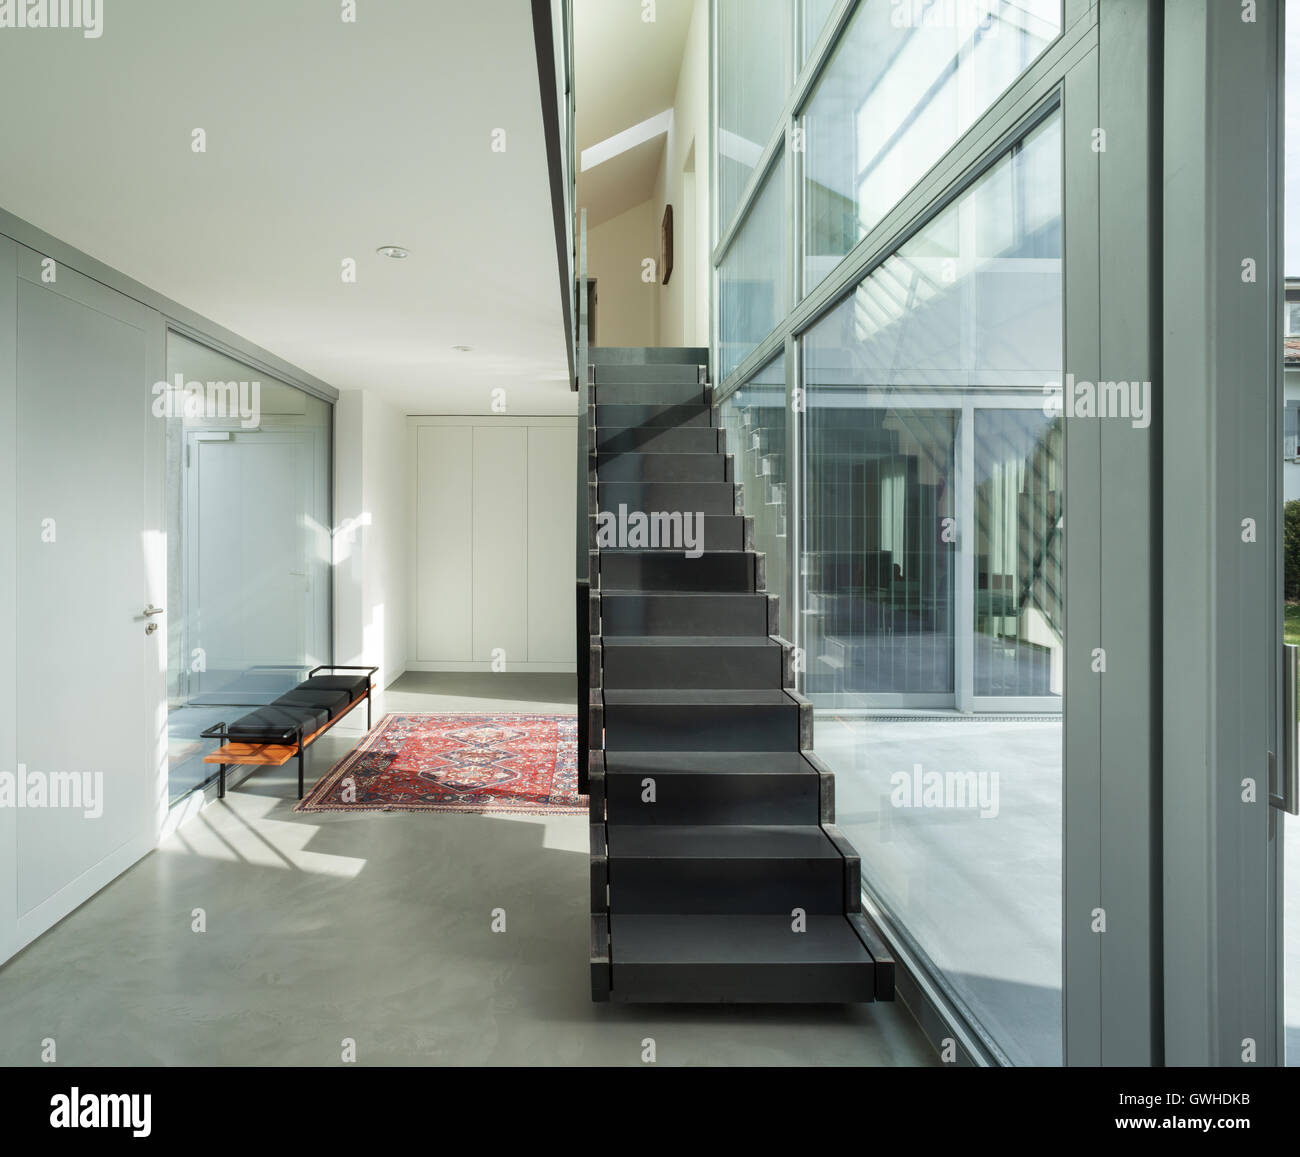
[0,0,572,415]
[575,0,696,228]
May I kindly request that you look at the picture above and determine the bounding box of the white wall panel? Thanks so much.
[472,425,529,662]
[527,425,576,661]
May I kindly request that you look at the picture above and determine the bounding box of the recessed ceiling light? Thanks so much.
[376,245,409,259]
[452,345,473,352]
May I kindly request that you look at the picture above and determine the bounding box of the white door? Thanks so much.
[11,247,165,949]
[184,429,319,698]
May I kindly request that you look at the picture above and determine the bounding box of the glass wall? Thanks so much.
[802,0,838,61]
[164,333,332,801]
[720,358,791,640]
[716,0,792,231]
[713,0,1065,1065]
[801,0,1060,297]
[719,157,786,380]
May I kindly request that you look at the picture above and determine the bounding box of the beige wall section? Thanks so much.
[653,0,710,348]
[587,198,659,347]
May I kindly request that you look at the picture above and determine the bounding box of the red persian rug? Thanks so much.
[296,713,585,815]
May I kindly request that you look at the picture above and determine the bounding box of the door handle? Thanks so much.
[143,605,165,616]
[1274,642,1299,815]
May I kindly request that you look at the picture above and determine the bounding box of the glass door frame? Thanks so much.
[796,388,1063,714]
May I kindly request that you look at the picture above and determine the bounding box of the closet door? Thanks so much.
[415,425,473,662]
[12,249,165,950]
[527,424,576,662]
[472,425,528,663]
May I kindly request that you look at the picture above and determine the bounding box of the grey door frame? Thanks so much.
[1161,0,1285,1067]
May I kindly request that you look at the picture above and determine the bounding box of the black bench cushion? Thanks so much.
[298,674,369,702]
[274,688,351,719]
[226,704,331,743]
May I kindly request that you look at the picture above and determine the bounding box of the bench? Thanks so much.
[200,665,379,799]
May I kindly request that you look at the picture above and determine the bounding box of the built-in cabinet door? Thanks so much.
[472,425,528,662]
[410,418,576,669]
[528,425,577,662]
[415,424,474,662]
[9,246,165,953]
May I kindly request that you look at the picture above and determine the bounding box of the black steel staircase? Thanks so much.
[585,346,895,1003]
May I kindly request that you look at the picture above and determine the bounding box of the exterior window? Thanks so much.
[801,0,1061,296]
[803,111,1065,1065]
[717,0,791,233]
[718,157,786,380]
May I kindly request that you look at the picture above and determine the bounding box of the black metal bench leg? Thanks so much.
[219,764,226,799]
[297,743,305,800]
[367,691,372,731]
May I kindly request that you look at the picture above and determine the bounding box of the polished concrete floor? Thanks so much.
[0,672,937,1067]
[818,713,1062,1067]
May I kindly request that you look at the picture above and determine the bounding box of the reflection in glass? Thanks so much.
[719,157,787,380]
[803,406,955,700]
[164,334,332,801]
[802,0,1061,295]
[802,110,1063,1065]
[974,410,1062,698]
[720,359,790,640]
[802,0,839,62]
[717,0,791,232]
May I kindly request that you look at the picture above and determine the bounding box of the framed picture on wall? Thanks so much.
[661,204,673,285]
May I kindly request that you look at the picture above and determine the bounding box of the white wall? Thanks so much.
[653,0,710,348]
[334,389,411,711]
[587,199,659,347]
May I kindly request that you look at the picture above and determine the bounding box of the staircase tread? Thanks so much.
[600,591,764,599]
[601,688,793,706]
[603,751,811,774]
[600,547,749,555]
[607,823,839,859]
[610,914,872,963]
[602,636,777,648]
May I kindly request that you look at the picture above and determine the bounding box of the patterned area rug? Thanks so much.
[295,712,585,815]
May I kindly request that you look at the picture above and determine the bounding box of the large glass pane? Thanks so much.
[974,410,1063,699]
[717,0,791,232]
[802,0,1061,296]
[720,359,791,640]
[163,334,332,801]
[802,0,838,63]
[802,404,956,702]
[802,111,1063,1065]
[719,156,786,380]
